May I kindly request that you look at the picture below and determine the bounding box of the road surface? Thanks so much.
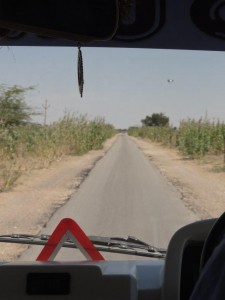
[20,134,197,261]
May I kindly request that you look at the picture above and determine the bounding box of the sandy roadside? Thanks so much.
[131,137,225,220]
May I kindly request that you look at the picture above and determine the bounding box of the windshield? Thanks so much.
[0,47,224,261]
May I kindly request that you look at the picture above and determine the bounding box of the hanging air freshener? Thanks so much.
[77,45,84,98]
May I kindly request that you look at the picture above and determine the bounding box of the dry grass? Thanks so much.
[0,114,115,191]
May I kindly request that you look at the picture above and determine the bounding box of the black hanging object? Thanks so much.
[77,45,84,97]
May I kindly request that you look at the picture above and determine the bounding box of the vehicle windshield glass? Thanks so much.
[0,47,224,261]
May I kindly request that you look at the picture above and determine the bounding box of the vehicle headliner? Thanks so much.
[0,0,224,52]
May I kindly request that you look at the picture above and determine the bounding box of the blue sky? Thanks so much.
[0,46,225,128]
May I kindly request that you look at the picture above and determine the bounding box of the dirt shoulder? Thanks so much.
[131,137,225,220]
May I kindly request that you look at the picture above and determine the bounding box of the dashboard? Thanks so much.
[0,219,216,300]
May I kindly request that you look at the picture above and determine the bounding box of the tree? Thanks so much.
[0,85,38,126]
[141,113,169,127]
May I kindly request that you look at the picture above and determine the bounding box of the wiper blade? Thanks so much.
[89,235,166,256]
[0,234,166,259]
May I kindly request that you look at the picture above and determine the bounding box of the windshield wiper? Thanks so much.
[89,235,166,258]
[0,234,166,258]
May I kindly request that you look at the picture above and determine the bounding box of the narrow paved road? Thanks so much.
[21,134,197,260]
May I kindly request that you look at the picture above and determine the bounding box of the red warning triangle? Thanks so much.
[36,218,104,261]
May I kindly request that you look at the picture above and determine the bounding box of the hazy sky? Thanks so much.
[0,46,225,128]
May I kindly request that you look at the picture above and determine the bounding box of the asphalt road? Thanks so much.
[20,134,197,261]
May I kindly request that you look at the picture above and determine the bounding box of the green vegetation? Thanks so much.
[0,84,115,191]
[177,117,225,158]
[128,116,225,159]
[0,114,115,192]
[0,85,39,126]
